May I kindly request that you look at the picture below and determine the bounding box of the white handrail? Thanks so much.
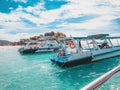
[81,65,120,90]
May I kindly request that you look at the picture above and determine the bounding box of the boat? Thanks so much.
[51,34,120,67]
[18,39,60,54]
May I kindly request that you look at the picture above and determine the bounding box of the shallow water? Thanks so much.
[0,46,120,90]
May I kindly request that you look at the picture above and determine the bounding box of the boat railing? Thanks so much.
[80,65,120,90]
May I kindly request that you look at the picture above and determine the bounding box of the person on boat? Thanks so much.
[98,44,102,49]
[100,41,110,49]
[106,44,110,48]
[59,49,65,56]
[36,44,40,49]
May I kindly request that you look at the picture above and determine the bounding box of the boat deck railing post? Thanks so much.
[108,39,114,48]
[80,65,120,90]
[116,39,120,46]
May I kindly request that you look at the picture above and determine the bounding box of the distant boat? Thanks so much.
[18,39,60,54]
[51,34,120,67]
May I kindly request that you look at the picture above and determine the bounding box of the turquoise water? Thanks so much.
[0,46,120,90]
[100,72,120,90]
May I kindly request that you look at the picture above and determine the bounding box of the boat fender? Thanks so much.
[59,49,65,56]
[106,44,110,48]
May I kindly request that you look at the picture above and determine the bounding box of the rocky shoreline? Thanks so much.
[0,31,66,46]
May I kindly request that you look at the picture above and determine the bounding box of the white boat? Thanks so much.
[51,34,120,67]
[18,39,60,54]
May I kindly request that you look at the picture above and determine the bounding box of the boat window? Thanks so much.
[23,43,27,46]
[111,39,120,47]
[63,40,76,54]
[81,40,93,50]
[30,43,37,45]
[49,44,53,47]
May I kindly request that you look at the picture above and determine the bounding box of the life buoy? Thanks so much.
[59,49,65,56]
[66,41,72,45]
[66,41,76,49]
[69,44,76,49]
[106,44,110,48]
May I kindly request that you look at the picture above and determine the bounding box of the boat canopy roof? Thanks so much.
[58,37,86,41]
[58,34,120,41]
[87,34,109,39]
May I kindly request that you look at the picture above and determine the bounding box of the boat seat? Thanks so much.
[100,42,107,49]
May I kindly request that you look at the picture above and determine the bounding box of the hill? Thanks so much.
[0,40,11,46]
[11,31,66,46]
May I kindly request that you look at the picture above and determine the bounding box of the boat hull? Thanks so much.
[18,48,37,54]
[51,47,120,68]
[92,47,120,61]
[51,57,92,68]
[19,48,59,54]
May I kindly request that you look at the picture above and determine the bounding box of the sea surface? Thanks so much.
[0,46,120,90]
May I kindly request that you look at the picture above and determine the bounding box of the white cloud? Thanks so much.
[14,0,27,3]
[56,15,117,31]
[0,13,20,21]
[0,31,39,41]
[0,0,120,41]
[0,13,26,32]
[2,0,119,26]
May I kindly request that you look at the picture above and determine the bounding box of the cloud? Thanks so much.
[0,31,40,41]
[0,0,120,41]
[13,0,27,3]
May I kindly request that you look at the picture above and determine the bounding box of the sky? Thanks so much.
[0,0,120,41]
